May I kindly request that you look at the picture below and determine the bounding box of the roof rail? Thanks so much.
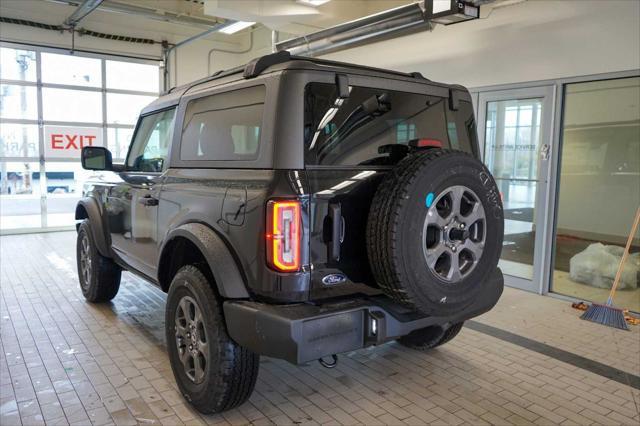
[244,51,291,79]
[242,50,428,81]
[293,56,428,81]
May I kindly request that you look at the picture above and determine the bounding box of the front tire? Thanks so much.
[165,265,259,414]
[76,220,121,302]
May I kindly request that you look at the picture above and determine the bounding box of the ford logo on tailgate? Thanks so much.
[322,274,346,285]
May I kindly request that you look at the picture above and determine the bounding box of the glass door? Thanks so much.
[477,86,555,292]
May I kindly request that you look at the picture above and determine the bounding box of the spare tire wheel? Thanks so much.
[366,149,503,316]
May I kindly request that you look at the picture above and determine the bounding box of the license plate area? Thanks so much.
[299,310,364,362]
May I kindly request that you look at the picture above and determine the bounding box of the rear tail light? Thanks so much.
[266,200,301,272]
[411,138,443,148]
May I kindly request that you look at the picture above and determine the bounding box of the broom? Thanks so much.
[580,206,640,330]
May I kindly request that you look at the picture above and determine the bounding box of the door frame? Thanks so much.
[474,85,557,294]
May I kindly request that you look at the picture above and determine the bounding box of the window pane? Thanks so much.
[107,127,134,160]
[106,60,159,92]
[0,123,39,158]
[518,106,533,126]
[107,93,156,125]
[305,84,473,166]
[181,86,265,161]
[127,109,175,172]
[0,84,38,119]
[552,77,640,312]
[45,162,93,228]
[0,47,36,81]
[0,161,42,230]
[505,108,518,126]
[42,88,102,123]
[43,126,103,160]
[483,98,544,280]
[41,53,102,87]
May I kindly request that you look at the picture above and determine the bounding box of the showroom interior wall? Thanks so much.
[319,0,640,89]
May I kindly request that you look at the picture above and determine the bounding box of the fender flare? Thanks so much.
[75,197,110,257]
[159,223,249,299]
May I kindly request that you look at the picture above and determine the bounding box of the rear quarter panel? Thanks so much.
[158,168,310,300]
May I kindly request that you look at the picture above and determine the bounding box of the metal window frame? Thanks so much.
[0,41,161,235]
[470,68,640,300]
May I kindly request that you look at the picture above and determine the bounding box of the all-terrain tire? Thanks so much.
[76,220,121,302]
[366,149,504,316]
[165,265,259,414]
[397,322,464,351]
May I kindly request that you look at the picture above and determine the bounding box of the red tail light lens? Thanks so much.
[266,200,301,272]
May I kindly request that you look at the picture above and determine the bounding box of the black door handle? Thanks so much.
[138,195,159,206]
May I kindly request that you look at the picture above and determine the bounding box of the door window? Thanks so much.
[126,108,176,172]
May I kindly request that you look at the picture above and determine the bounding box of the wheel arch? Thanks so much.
[75,198,110,257]
[157,223,250,299]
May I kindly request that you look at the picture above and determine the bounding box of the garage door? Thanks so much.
[0,44,160,233]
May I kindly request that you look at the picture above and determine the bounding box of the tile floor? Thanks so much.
[0,232,639,426]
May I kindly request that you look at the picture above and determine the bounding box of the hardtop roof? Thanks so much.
[142,52,466,114]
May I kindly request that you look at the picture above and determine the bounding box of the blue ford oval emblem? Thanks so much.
[322,274,346,285]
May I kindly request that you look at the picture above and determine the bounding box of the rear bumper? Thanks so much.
[224,268,503,364]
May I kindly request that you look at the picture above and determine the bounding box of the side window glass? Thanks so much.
[126,108,176,172]
[180,85,265,161]
[446,100,477,155]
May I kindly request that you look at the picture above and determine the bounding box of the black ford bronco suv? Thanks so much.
[76,51,504,414]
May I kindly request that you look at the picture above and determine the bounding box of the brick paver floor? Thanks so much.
[1,232,638,425]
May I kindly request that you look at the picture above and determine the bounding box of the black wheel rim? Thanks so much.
[79,233,92,289]
[174,295,208,384]
[422,185,486,283]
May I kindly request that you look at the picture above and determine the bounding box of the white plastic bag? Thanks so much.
[569,243,639,290]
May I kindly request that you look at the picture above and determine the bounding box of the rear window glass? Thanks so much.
[180,85,265,161]
[304,83,476,166]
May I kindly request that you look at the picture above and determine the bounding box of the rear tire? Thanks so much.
[76,220,121,302]
[397,322,464,351]
[165,265,259,414]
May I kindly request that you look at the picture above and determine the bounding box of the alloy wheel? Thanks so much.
[174,295,208,384]
[79,233,92,288]
[422,185,487,283]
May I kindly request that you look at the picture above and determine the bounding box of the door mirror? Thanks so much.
[81,146,112,171]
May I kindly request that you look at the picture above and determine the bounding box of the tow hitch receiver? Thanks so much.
[318,354,338,368]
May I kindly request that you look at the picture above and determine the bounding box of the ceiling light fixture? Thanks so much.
[218,21,255,35]
[297,0,331,6]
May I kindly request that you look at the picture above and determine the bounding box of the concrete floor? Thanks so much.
[1,232,639,426]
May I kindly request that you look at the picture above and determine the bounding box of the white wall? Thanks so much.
[320,0,640,88]
[167,26,274,88]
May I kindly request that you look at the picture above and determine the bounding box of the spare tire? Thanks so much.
[366,149,503,316]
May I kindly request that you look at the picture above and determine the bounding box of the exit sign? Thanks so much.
[44,126,103,159]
